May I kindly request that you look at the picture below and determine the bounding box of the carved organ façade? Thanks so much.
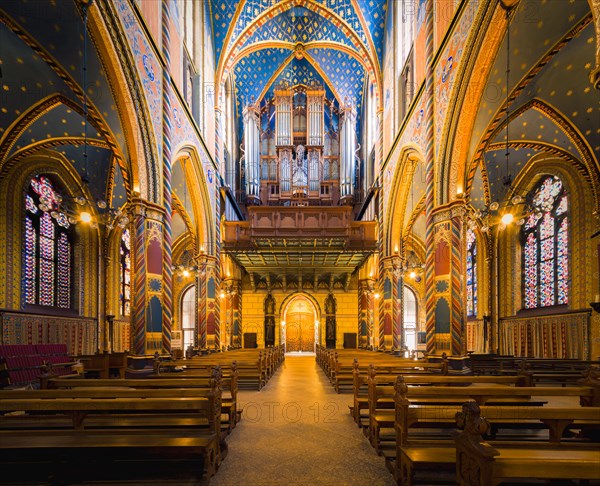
[242,83,358,206]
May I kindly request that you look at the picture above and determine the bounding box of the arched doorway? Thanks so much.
[283,295,318,352]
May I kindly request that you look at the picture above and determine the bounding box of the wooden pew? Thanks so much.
[386,375,600,485]
[0,382,222,484]
[368,373,598,455]
[360,366,531,441]
[45,370,240,433]
[330,354,448,394]
[453,402,600,486]
[351,362,523,426]
[160,348,281,390]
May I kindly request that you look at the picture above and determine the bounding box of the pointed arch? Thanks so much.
[217,0,381,106]
[172,145,217,257]
[384,144,425,257]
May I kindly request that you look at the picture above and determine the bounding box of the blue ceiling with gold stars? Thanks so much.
[1,1,128,210]
[468,0,599,206]
[213,0,388,140]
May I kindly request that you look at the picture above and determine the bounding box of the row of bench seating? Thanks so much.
[470,354,600,385]
[0,363,237,484]
[157,345,285,390]
[384,372,600,485]
[316,346,450,393]
[0,344,76,387]
[333,351,600,485]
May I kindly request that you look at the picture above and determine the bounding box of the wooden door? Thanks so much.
[286,312,314,352]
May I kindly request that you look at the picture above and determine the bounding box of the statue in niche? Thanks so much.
[264,294,276,346]
[325,293,336,348]
[292,145,308,190]
[264,294,275,315]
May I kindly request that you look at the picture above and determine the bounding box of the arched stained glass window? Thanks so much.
[23,175,72,309]
[403,286,417,354]
[181,286,196,351]
[522,176,568,309]
[466,228,477,317]
[120,229,131,317]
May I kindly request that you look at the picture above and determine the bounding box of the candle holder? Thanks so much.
[591,302,600,314]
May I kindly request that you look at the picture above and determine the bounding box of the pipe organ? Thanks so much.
[339,103,357,204]
[243,103,261,204]
[275,86,293,147]
[307,87,324,146]
[243,83,354,206]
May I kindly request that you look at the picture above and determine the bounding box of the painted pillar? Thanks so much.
[424,0,437,354]
[426,202,467,355]
[221,277,242,348]
[243,103,261,203]
[160,0,174,353]
[339,103,357,204]
[131,199,166,354]
[358,278,376,349]
[231,279,242,347]
[197,254,220,350]
[380,256,403,351]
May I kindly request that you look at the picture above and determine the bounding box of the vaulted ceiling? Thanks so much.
[211,0,388,135]
[0,1,129,209]
[467,0,599,208]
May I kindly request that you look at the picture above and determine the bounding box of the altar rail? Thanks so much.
[499,311,590,359]
[0,311,97,355]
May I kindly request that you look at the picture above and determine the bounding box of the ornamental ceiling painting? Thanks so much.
[0,1,129,209]
[467,0,599,206]
[212,0,388,137]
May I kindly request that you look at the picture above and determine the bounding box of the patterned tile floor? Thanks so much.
[211,355,396,486]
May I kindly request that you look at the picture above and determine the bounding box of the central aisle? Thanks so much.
[211,355,395,486]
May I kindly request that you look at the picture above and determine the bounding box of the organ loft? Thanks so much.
[243,81,356,207]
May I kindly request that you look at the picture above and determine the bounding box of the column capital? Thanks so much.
[129,198,165,223]
[358,278,377,292]
[431,199,468,224]
[381,255,404,277]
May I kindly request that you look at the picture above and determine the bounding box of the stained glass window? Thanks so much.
[466,228,478,317]
[23,175,72,309]
[120,229,131,317]
[522,176,568,309]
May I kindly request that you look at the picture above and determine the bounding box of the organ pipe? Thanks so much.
[243,103,261,203]
[339,103,356,203]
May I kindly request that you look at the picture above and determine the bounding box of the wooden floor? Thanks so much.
[211,355,395,485]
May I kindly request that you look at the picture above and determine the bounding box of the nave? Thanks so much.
[212,355,395,486]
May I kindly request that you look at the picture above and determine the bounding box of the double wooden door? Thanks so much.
[286,312,314,352]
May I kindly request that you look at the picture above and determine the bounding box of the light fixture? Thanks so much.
[40,0,128,231]
[79,211,92,224]
[501,212,514,226]
[468,3,533,233]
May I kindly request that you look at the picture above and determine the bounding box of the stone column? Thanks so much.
[380,256,403,352]
[425,202,468,355]
[197,254,220,350]
[130,199,167,354]
[221,277,242,348]
[160,0,174,353]
[358,278,376,349]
